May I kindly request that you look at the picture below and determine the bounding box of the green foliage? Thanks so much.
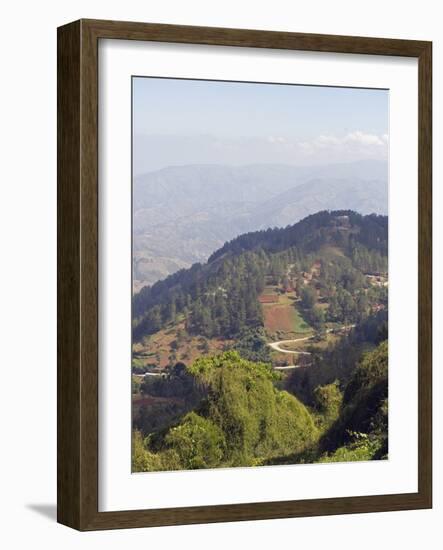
[286,310,388,405]
[344,340,388,404]
[190,352,318,466]
[133,340,389,471]
[350,242,388,274]
[132,377,141,394]
[325,286,365,324]
[132,357,146,373]
[300,286,317,309]
[132,211,388,342]
[305,305,326,330]
[139,366,201,400]
[319,432,383,463]
[132,431,182,472]
[134,400,193,437]
[131,210,389,471]
[133,364,204,437]
[232,327,271,363]
[313,381,343,427]
[320,340,388,455]
[133,352,318,471]
[271,321,388,464]
[187,350,275,385]
[209,211,387,262]
[165,412,226,469]
[132,431,163,472]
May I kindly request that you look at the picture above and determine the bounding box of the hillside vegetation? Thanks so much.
[134,341,388,471]
[133,210,387,345]
[133,352,318,471]
[132,210,389,471]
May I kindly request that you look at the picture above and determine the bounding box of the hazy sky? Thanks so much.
[133,77,389,175]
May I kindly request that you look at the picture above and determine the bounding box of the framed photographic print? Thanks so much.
[57,19,432,530]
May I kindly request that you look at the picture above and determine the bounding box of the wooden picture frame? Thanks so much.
[57,19,432,530]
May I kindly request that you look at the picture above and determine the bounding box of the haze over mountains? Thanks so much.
[133,159,388,289]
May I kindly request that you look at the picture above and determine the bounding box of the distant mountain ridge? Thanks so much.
[250,178,387,229]
[133,160,388,289]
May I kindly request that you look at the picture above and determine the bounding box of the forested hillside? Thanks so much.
[132,210,389,471]
[133,210,387,343]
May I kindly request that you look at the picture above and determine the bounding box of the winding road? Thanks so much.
[268,336,313,355]
[134,325,356,376]
[268,325,355,370]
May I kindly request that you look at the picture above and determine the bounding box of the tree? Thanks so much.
[148,306,162,332]
[233,327,271,363]
[356,292,370,320]
[165,412,226,469]
[132,431,163,472]
[169,299,176,323]
[327,293,341,321]
[309,306,326,330]
[338,288,357,323]
[313,381,343,426]
[300,286,316,309]
[321,341,388,455]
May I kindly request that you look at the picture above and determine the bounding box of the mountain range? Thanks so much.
[133,160,388,289]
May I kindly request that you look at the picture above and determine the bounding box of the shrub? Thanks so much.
[165,412,226,469]
[313,381,343,427]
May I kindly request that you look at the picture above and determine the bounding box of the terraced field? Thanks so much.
[260,286,312,336]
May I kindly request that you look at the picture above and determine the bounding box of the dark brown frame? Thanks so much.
[57,19,432,531]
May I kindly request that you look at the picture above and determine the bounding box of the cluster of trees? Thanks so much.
[299,286,326,330]
[296,244,387,329]
[318,340,388,461]
[208,210,387,261]
[133,362,204,436]
[133,210,388,344]
[327,288,366,324]
[133,337,388,471]
[285,310,388,405]
[299,278,384,331]
[321,256,367,293]
[231,327,271,363]
[350,242,388,274]
[186,252,267,338]
[267,338,388,465]
[326,283,387,326]
[133,352,318,471]
[133,251,268,341]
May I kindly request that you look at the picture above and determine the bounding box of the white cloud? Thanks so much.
[295,131,388,162]
[312,131,386,148]
[345,131,385,146]
[134,131,389,174]
[267,136,286,144]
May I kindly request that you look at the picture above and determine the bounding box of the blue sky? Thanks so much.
[133,77,389,175]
